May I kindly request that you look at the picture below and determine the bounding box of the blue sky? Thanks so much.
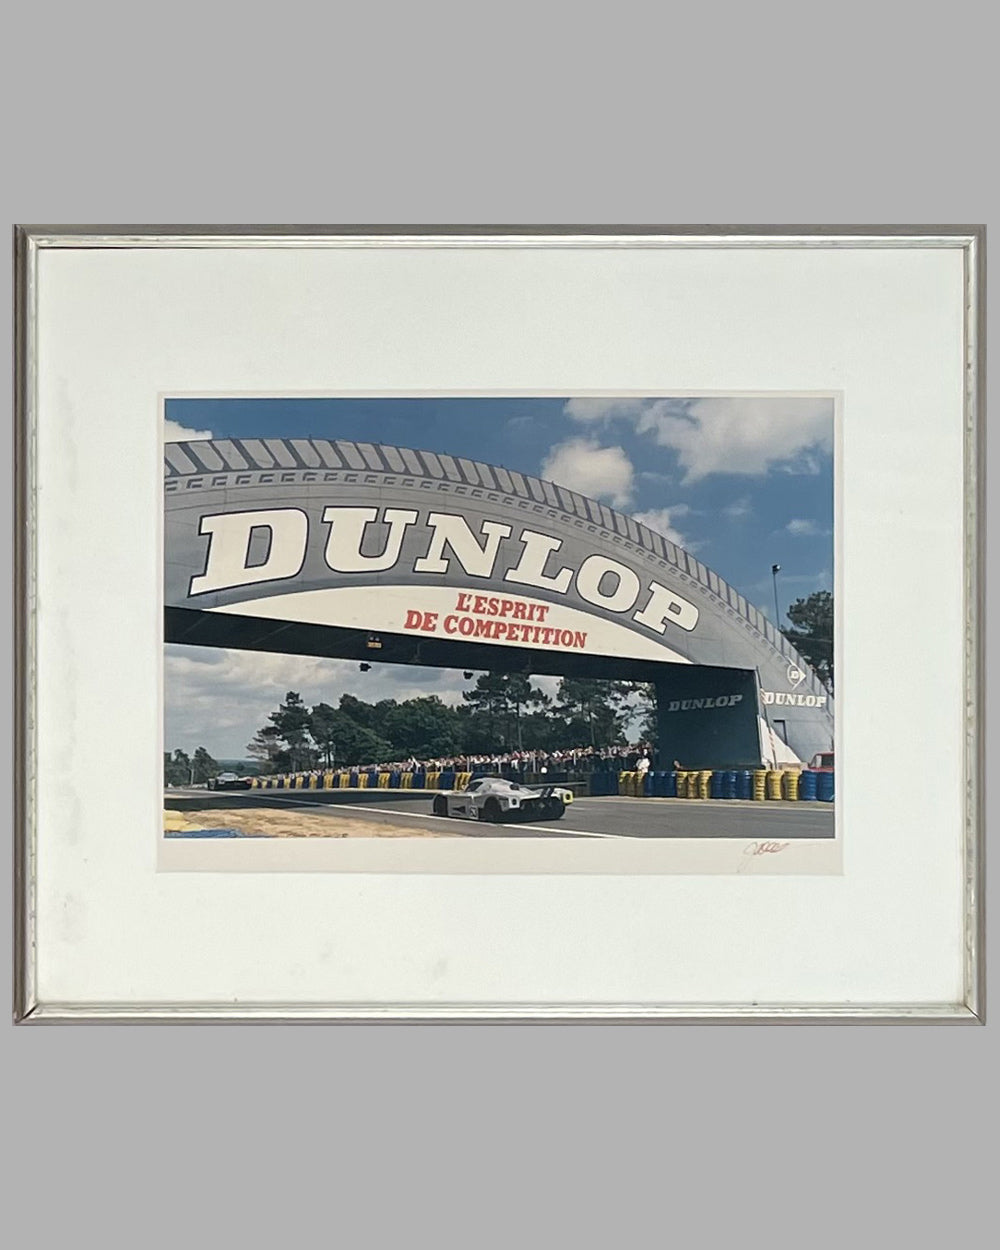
[166,395,833,617]
[164,395,833,757]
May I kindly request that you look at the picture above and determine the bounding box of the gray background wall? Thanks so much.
[3,6,995,1250]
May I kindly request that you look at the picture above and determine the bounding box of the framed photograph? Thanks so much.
[14,226,984,1021]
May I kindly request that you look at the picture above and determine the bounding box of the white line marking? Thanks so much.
[174,790,627,838]
[509,823,622,839]
[280,798,626,838]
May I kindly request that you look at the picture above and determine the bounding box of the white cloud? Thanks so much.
[785,518,829,538]
[541,437,634,507]
[631,505,693,549]
[724,496,753,520]
[566,396,834,483]
[164,418,213,441]
[164,646,578,759]
[774,450,823,476]
[563,397,647,423]
[533,675,561,701]
[164,644,474,758]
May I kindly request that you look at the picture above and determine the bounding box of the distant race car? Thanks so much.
[207,772,252,791]
[432,775,573,823]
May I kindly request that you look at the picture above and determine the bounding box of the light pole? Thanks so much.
[771,563,781,626]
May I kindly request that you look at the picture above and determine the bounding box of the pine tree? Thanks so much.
[267,691,316,770]
[246,725,284,772]
[461,673,548,749]
[191,746,220,784]
[556,678,631,747]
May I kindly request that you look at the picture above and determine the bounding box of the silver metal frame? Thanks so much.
[12,226,986,1024]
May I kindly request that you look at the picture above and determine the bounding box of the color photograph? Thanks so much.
[163,395,835,845]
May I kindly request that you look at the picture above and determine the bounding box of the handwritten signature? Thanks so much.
[743,840,790,856]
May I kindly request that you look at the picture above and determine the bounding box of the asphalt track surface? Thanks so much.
[166,788,835,840]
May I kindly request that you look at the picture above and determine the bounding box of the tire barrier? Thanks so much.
[246,767,834,801]
[652,771,677,797]
[589,771,620,796]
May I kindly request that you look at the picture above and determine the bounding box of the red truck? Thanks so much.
[808,752,835,773]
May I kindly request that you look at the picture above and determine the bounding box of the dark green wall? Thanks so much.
[655,667,761,770]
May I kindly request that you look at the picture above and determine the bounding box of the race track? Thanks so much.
[165,787,835,840]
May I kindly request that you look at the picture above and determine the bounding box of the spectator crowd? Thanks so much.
[282,743,654,782]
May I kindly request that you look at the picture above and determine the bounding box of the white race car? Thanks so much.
[431,775,573,823]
